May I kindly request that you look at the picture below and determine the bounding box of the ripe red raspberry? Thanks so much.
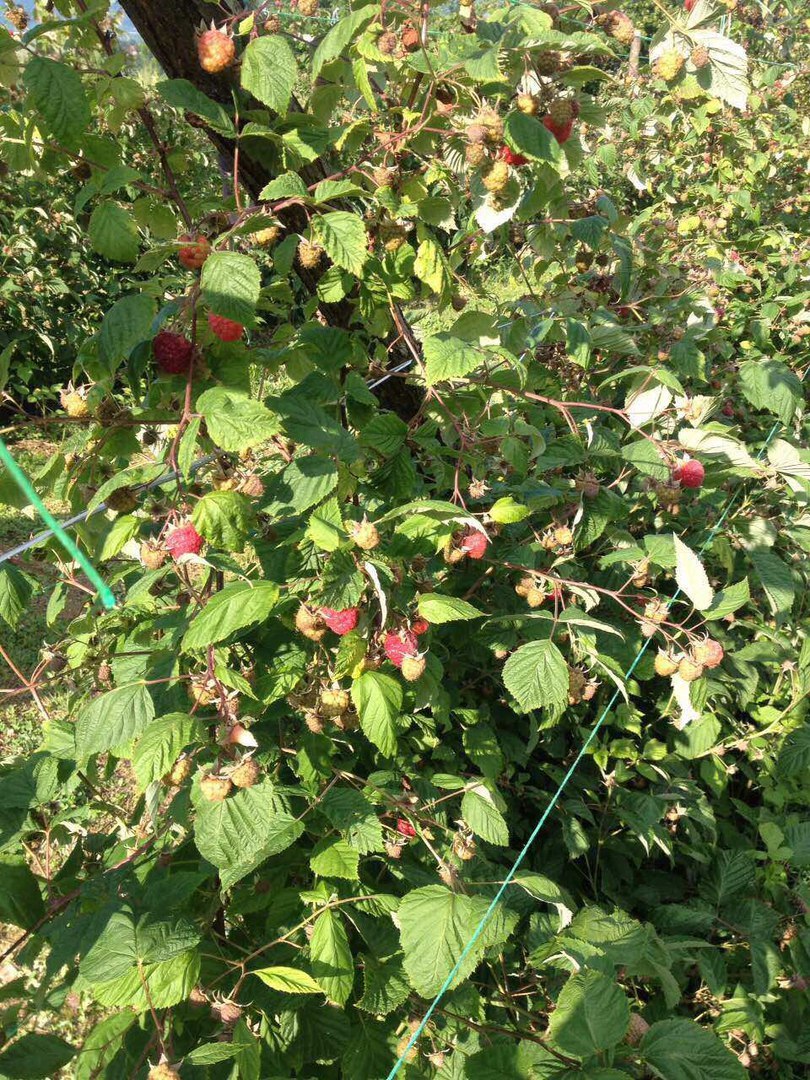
[411,618,430,636]
[178,234,210,271]
[208,313,244,342]
[153,331,194,375]
[674,459,705,489]
[396,818,416,838]
[498,145,529,167]
[542,115,574,144]
[319,607,359,635]
[384,629,419,668]
[684,0,696,9]
[165,523,203,559]
[459,527,489,559]
[197,28,236,74]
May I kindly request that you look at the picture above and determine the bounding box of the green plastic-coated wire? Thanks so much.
[386,420,782,1078]
[0,438,116,610]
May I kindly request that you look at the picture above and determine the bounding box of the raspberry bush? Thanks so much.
[0,1,809,1077]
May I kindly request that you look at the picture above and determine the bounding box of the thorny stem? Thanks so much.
[75,0,194,229]
[138,962,169,1061]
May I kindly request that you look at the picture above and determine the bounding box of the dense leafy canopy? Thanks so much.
[0,0,808,1077]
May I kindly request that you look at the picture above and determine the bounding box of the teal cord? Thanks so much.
[0,439,116,610]
[385,420,781,1077]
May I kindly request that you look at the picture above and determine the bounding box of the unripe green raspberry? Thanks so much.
[349,518,380,550]
[548,98,575,126]
[654,49,685,82]
[483,160,509,194]
[465,142,487,167]
[297,239,324,269]
[516,93,540,115]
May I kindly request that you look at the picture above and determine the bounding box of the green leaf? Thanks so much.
[622,438,670,481]
[417,593,484,624]
[274,393,359,461]
[79,911,201,1009]
[502,640,568,712]
[132,713,201,791]
[321,788,384,854]
[548,971,630,1058]
[778,725,810,777]
[466,1040,564,1078]
[310,908,354,1005]
[241,35,297,115]
[691,30,750,111]
[489,496,530,524]
[572,215,609,248]
[640,1018,745,1079]
[0,753,59,809]
[674,535,714,611]
[461,784,509,846]
[504,111,560,162]
[0,28,21,89]
[201,252,261,326]
[75,683,155,758]
[702,579,749,621]
[196,387,279,453]
[313,179,367,203]
[82,912,200,985]
[319,549,364,609]
[157,78,236,136]
[750,550,795,619]
[351,671,401,757]
[94,515,139,563]
[194,782,303,890]
[398,885,514,997]
[0,565,33,629]
[75,1014,136,1080]
[739,358,802,425]
[678,429,759,471]
[313,212,368,276]
[358,414,408,457]
[310,836,360,880]
[24,56,89,140]
[0,856,45,929]
[252,966,324,994]
[182,581,280,651]
[88,201,139,262]
[192,490,255,552]
[265,456,339,514]
[313,6,380,77]
[0,1034,75,1079]
[423,334,485,384]
[186,1043,246,1064]
[784,821,810,867]
[414,235,452,297]
[357,955,410,1015]
[258,171,309,201]
[701,850,755,906]
[99,294,155,369]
